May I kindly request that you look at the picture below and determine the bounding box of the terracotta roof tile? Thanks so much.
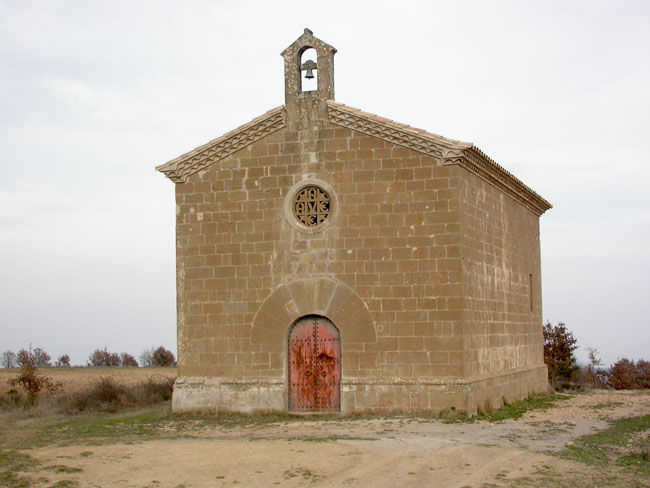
[326,100,551,214]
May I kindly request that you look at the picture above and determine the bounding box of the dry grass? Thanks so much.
[0,368,177,418]
[0,367,176,395]
[0,377,175,418]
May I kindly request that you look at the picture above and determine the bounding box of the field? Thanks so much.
[0,367,178,394]
[1,368,649,487]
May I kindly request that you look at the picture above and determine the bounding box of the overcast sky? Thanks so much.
[1,0,648,367]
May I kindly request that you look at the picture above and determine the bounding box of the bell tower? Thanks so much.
[281,28,337,127]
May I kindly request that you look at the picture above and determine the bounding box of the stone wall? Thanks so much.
[459,169,546,378]
[174,121,471,406]
[172,117,547,413]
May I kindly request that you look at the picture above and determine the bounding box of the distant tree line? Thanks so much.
[1,345,176,368]
[4,347,175,408]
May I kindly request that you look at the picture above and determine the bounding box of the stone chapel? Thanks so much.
[156,29,552,415]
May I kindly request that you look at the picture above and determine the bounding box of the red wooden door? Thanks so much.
[289,316,341,412]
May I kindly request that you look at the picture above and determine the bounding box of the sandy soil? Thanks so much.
[0,367,177,393]
[18,390,650,487]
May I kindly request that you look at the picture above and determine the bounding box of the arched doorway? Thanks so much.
[288,316,341,412]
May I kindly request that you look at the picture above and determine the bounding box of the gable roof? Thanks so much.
[327,101,551,215]
[157,102,551,215]
[155,106,285,183]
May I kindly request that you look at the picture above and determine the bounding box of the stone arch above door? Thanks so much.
[251,278,375,348]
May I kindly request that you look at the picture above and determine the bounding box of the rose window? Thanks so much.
[292,186,330,227]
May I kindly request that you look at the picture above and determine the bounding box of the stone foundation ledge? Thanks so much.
[342,365,548,414]
[171,365,549,415]
[464,364,549,415]
[172,377,285,413]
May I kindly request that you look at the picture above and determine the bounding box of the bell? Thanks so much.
[301,59,317,79]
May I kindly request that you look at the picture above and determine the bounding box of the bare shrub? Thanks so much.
[574,347,608,388]
[140,346,176,367]
[139,376,175,403]
[636,359,650,389]
[0,388,23,409]
[607,358,650,390]
[120,353,138,367]
[573,365,609,389]
[1,350,17,368]
[139,347,155,367]
[543,321,578,388]
[55,354,71,367]
[68,376,174,413]
[608,358,636,389]
[87,348,120,367]
[152,346,176,367]
[70,377,132,412]
[8,350,61,404]
[17,345,51,367]
[586,347,601,367]
[1,375,175,415]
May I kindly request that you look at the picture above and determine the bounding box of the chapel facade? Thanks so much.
[156,29,552,415]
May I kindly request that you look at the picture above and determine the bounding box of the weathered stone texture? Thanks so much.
[460,168,545,378]
[175,126,464,380]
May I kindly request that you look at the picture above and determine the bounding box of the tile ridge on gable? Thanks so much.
[156,106,286,183]
[463,144,552,215]
[326,100,551,215]
[326,100,472,150]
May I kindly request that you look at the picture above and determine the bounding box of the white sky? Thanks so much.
[1,0,648,367]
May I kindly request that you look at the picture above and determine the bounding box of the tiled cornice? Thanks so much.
[156,107,286,183]
[460,147,552,215]
[327,101,469,162]
[327,101,551,215]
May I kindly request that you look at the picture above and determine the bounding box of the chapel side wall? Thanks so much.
[459,167,546,382]
[174,121,467,411]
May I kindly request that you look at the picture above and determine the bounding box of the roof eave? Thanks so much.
[326,100,551,216]
[156,106,286,183]
[461,146,552,215]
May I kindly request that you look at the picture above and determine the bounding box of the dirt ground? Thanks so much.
[11,389,650,487]
[0,367,177,394]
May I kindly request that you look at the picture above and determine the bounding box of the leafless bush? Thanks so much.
[635,360,650,389]
[7,349,61,404]
[87,348,120,367]
[572,355,650,390]
[152,346,176,367]
[1,375,175,415]
[140,346,176,367]
[607,358,650,390]
[67,376,174,413]
[120,353,138,367]
[543,321,578,388]
[17,345,51,367]
[55,354,71,367]
[1,350,17,368]
[139,347,154,366]
[571,347,608,388]
[140,376,175,403]
[70,377,132,412]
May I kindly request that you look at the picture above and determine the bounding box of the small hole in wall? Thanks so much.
[529,274,533,312]
[301,48,317,92]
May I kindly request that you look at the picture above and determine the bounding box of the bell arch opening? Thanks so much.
[300,47,318,92]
